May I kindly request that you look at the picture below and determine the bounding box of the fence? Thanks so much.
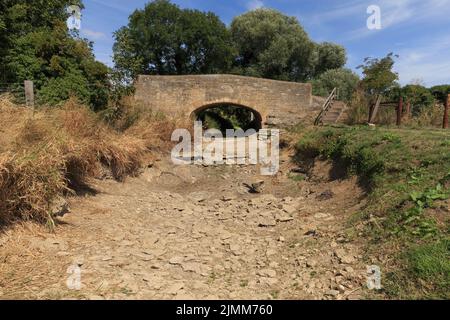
[0,82,27,104]
[1,81,450,129]
[368,94,450,129]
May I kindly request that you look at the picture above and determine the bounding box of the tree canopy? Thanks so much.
[358,52,399,97]
[312,42,347,77]
[113,0,235,82]
[0,0,109,110]
[230,8,316,81]
[229,9,347,81]
[401,84,436,115]
[430,85,450,104]
[312,68,360,102]
[113,4,347,83]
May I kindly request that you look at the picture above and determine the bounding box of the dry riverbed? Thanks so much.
[0,152,371,300]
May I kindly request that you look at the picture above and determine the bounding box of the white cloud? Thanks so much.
[82,29,106,40]
[312,0,450,41]
[395,35,450,86]
[247,0,264,11]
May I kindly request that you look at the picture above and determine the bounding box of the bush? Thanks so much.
[37,69,91,106]
[401,85,435,116]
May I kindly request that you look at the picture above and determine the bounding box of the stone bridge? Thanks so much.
[134,74,322,128]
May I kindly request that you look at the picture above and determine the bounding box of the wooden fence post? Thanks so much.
[24,80,34,108]
[368,94,382,124]
[396,96,403,126]
[443,94,449,129]
[405,101,411,119]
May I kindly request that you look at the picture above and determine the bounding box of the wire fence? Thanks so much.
[0,81,111,107]
[0,83,27,105]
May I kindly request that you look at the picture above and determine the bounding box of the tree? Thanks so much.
[0,0,109,110]
[430,85,450,104]
[113,0,234,81]
[312,42,347,77]
[401,85,435,116]
[312,68,360,102]
[230,8,316,81]
[358,52,399,97]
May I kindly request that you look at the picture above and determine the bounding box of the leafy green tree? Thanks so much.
[387,83,436,115]
[430,85,450,104]
[401,85,435,115]
[358,52,399,97]
[0,0,109,110]
[312,68,360,102]
[113,0,235,81]
[230,8,316,81]
[113,4,347,85]
[312,42,347,77]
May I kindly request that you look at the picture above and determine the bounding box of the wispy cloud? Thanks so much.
[247,0,264,11]
[395,35,450,86]
[90,0,131,14]
[312,0,450,41]
[82,29,106,40]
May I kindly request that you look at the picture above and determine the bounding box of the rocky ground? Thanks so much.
[0,150,372,300]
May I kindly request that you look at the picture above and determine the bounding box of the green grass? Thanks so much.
[386,239,450,299]
[295,125,450,299]
[288,172,306,182]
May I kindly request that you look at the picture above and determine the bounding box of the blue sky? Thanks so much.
[79,0,450,86]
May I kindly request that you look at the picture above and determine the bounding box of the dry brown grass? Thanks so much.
[346,89,370,125]
[0,95,150,226]
[106,97,193,152]
[407,103,445,128]
[346,89,445,128]
[346,90,399,125]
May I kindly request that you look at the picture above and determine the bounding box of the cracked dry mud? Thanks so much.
[0,153,370,300]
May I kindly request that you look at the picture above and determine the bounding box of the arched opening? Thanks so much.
[192,103,262,134]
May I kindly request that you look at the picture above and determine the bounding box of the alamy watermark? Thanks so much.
[367,5,381,30]
[67,5,81,30]
[171,121,280,175]
[366,265,382,290]
[66,263,82,290]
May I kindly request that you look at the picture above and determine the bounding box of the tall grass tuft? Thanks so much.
[0,96,148,225]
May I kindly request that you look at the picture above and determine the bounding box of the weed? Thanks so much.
[288,172,306,182]
[240,279,249,287]
[269,290,280,299]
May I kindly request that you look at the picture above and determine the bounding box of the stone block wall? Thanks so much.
[134,74,318,127]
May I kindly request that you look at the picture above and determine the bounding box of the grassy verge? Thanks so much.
[0,96,181,227]
[295,125,450,299]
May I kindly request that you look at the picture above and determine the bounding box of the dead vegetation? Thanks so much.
[345,89,446,128]
[0,95,186,226]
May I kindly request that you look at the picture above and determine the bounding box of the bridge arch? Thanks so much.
[134,74,317,127]
[191,102,263,131]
